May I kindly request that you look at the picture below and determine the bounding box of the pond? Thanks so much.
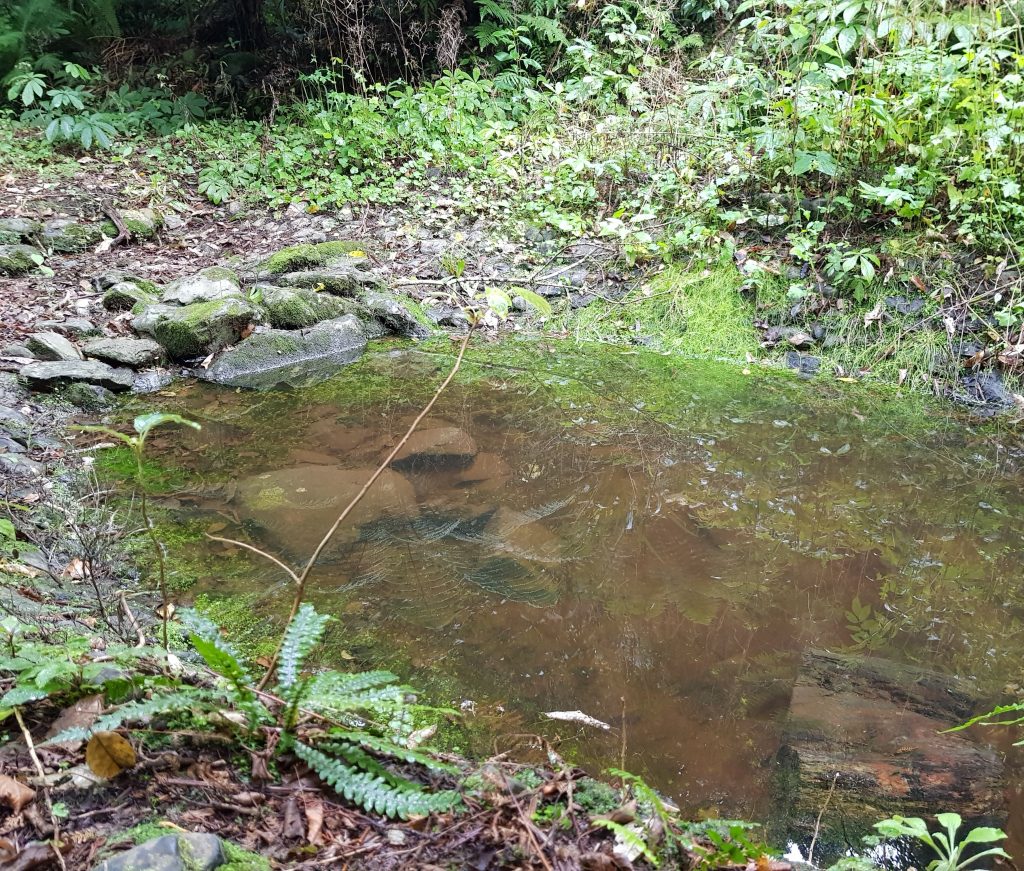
[144,340,1024,860]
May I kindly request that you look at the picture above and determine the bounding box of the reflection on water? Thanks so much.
[149,343,1024,856]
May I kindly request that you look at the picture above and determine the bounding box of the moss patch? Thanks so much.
[263,240,369,274]
[255,284,348,328]
[151,297,262,359]
[0,244,39,276]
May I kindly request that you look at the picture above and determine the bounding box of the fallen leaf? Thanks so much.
[85,732,136,778]
[407,724,436,748]
[0,776,35,813]
[45,694,104,748]
[155,602,175,620]
[864,301,884,327]
[61,558,86,581]
[282,795,303,841]
[305,795,324,845]
[910,275,927,292]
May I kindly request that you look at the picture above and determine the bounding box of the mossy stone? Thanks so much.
[255,284,350,328]
[0,244,39,276]
[136,298,264,360]
[103,281,158,312]
[41,218,103,253]
[361,290,435,339]
[162,267,242,306]
[0,217,41,244]
[263,240,370,274]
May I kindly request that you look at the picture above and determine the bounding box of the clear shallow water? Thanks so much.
[146,342,1024,856]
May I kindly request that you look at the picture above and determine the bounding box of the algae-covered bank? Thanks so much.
[135,338,1024,860]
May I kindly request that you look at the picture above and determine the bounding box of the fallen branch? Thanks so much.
[13,707,66,871]
[100,201,131,249]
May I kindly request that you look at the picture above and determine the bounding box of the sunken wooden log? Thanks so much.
[772,650,1005,845]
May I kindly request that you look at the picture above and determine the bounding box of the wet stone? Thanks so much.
[361,291,433,339]
[20,360,134,392]
[391,426,477,472]
[26,332,83,362]
[133,369,175,394]
[134,298,263,360]
[61,382,117,410]
[784,351,821,376]
[92,833,225,871]
[83,337,164,368]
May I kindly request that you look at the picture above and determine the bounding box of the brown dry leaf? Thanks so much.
[305,795,324,846]
[910,275,927,293]
[0,776,35,813]
[45,694,104,748]
[61,558,86,581]
[85,731,136,778]
[282,795,304,841]
[154,602,175,620]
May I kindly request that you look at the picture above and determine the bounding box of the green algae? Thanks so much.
[263,240,369,274]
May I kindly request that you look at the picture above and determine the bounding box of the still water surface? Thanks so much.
[148,343,1024,854]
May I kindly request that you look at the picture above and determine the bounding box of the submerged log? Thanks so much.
[773,650,1004,842]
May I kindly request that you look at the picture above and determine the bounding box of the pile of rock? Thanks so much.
[10,241,440,396]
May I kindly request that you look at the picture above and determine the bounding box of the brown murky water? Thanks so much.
[147,342,1024,857]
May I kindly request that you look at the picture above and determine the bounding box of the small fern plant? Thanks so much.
[46,604,462,819]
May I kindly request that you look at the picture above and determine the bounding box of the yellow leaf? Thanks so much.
[86,731,136,778]
[347,250,366,258]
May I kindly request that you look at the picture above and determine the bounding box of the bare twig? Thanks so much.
[807,772,839,866]
[14,707,66,871]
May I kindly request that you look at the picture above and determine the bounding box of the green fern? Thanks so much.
[292,740,461,819]
[276,603,331,693]
[324,730,458,773]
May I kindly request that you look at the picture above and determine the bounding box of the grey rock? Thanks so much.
[0,244,39,276]
[93,269,142,291]
[957,371,1016,414]
[765,325,816,349]
[92,832,225,871]
[0,435,26,453]
[275,262,384,297]
[0,453,44,478]
[42,218,104,253]
[1,343,34,359]
[419,238,448,255]
[424,304,470,331]
[203,316,367,390]
[256,284,350,329]
[0,406,29,429]
[161,266,242,305]
[120,207,162,239]
[886,295,926,316]
[0,375,29,405]
[133,298,263,360]
[103,281,157,312]
[362,291,433,339]
[61,382,117,410]
[26,332,83,362]
[84,337,164,368]
[784,351,821,376]
[36,318,98,336]
[569,292,596,310]
[0,217,41,243]
[20,360,134,392]
[163,213,185,230]
[132,369,174,393]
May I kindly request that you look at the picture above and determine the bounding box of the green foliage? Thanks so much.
[873,813,1010,871]
[948,702,1024,744]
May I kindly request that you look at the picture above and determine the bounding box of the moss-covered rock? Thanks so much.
[262,240,370,274]
[162,266,242,306]
[134,298,263,360]
[103,281,158,312]
[41,218,104,253]
[0,244,39,275]
[0,217,41,244]
[121,207,162,239]
[361,290,436,339]
[203,315,367,389]
[255,284,352,328]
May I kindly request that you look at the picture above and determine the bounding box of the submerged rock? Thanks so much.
[774,650,1003,846]
[234,464,419,556]
[784,351,820,376]
[92,832,225,871]
[391,426,477,472]
[20,360,134,392]
[0,244,39,276]
[26,332,83,362]
[84,337,164,368]
[161,266,242,305]
[956,371,1017,415]
[203,315,367,389]
[133,298,263,360]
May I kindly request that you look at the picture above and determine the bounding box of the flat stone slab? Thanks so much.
[84,337,164,367]
[20,360,134,392]
[161,267,241,305]
[202,315,366,390]
[390,426,477,472]
[93,832,225,871]
[26,332,83,362]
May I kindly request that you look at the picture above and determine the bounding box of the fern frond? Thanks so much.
[476,0,518,25]
[277,603,331,692]
[303,670,409,717]
[519,13,566,43]
[0,685,48,707]
[594,818,661,867]
[292,741,461,819]
[325,730,459,773]
[43,687,220,745]
[179,609,253,691]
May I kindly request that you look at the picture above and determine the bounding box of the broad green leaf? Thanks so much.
[837,26,858,54]
[133,413,201,438]
[513,287,552,317]
[960,827,1006,845]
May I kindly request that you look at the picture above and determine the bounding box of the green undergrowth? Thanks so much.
[560,263,760,361]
